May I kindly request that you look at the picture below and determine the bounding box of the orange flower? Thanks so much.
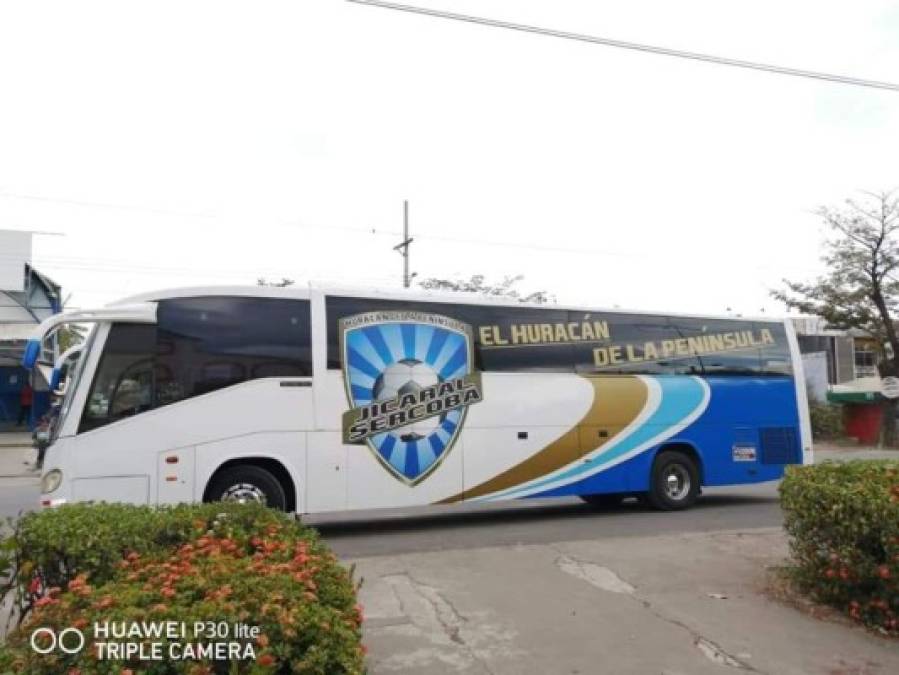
[257,653,276,667]
[69,574,88,589]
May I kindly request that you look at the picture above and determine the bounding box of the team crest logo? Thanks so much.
[340,311,484,485]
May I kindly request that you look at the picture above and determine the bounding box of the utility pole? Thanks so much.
[393,200,414,287]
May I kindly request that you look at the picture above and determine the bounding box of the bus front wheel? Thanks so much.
[646,451,699,511]
[207,465,287,511]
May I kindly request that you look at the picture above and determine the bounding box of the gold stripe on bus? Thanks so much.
[439,375,648,503]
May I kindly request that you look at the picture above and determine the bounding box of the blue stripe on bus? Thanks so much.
[425,329,450,366]
[363,326,395,367]
[379,323,406,364]
[351,384,372,402]
[347,346,382,380]
[414,325,435,362]
[378,434,396,460]
[417,440,437,470]
[439,343,467,380]
[492,376,707,500]
[404,439,420,478]
[401,324,416,361]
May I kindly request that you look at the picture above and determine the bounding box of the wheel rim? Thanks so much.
[220,482,267,505]
[664,464,690,501]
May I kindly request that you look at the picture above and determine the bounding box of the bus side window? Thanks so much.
[155,296,312,406]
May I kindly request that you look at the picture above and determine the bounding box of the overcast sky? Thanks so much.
[1,0,898,316]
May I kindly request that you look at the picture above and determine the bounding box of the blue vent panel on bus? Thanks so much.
[759,426,800,465]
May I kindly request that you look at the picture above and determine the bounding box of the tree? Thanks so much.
[57,324,86,352]
[773,190,899,445]
[417,274,554,304]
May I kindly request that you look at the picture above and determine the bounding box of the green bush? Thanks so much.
[809,401,844,440]
[780,461,899,633]
[1,503,292,625]
[0,503,364,673]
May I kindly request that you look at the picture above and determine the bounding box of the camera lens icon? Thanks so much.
[30,627,85,655]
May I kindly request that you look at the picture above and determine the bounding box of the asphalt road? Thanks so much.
[306,481,782,558]
[0,478,39,521]
[0,478,782,556]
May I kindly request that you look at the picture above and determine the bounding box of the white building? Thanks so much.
[1,230,62,430]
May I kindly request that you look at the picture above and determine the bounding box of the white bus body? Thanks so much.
[30,285,811,513]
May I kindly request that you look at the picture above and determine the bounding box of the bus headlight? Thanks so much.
[41,469,63,494]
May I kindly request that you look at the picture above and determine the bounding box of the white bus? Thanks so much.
[25,285,811,513]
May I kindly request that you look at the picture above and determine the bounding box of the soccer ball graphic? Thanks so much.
[373,358,444,441]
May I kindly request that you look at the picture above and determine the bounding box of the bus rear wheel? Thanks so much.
[646,451,699,511]
[207,465,287,511]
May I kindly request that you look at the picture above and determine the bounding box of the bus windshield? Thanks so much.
[51,326,96,442]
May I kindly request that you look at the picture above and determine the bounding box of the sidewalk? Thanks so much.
[815,441,898,462]
[353,528,899,675]
[0,432,32,448]
[0,433,38,478]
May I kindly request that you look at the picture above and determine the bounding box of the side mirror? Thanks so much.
[22,339,42,369]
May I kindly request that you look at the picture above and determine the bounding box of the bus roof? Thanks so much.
[112,283,789,324]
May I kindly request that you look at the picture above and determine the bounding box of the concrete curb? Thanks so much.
[0,437,34,448]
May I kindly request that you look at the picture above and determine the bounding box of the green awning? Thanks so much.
[826,390,884,404]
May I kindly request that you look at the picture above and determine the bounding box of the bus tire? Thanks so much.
[207,465,288,511]
[647,451,699,511]
[580,493,624,508]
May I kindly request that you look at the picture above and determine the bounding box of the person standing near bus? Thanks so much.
[17,381,33,428]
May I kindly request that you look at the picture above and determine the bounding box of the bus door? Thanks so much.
[69,322,159,505]
[576,374,650,492]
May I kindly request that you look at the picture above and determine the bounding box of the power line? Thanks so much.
[0,224,824,277]
[347,0,899,93]
[279,219,402,237]
[0,190,217,219]
[405,230,824,275]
